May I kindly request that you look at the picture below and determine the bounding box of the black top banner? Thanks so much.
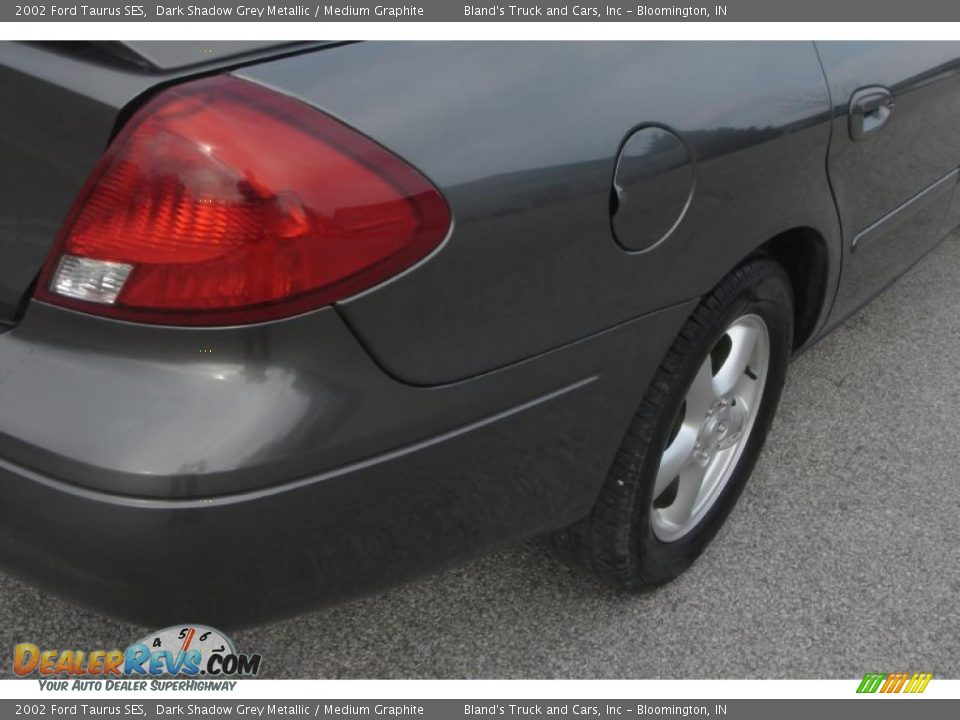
[6,0,960,22]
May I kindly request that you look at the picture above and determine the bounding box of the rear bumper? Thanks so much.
[0,300,694,627]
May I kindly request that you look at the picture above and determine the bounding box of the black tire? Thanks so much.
[566,257,794,589]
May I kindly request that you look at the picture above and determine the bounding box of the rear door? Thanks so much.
[817,42,960,320]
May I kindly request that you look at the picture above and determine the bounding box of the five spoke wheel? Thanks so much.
[650,314,770,542]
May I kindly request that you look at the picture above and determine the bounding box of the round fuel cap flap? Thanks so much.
[611,125,695,252]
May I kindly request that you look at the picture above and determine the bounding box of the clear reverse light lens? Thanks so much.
[52,255,133,304]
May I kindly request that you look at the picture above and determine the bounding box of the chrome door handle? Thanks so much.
[849,87,895,141]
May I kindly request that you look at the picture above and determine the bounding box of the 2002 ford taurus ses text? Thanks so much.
[0,41,956,626]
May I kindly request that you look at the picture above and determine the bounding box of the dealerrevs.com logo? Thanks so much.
[14,625,261,689]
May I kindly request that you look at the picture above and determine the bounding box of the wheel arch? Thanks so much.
[748,226,832,350]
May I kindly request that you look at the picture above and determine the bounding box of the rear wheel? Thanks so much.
[569,257,793,589]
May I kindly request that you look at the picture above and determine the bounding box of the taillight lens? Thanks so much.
[35,75,450,325]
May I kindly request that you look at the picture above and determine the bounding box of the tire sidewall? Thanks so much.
[630,264,793,584]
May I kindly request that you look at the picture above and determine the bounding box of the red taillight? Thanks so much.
[35,76,450,325]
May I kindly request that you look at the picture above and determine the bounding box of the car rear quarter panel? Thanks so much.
[238,41,842,386]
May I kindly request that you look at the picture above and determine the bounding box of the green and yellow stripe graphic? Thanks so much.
[857,672,933,694]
